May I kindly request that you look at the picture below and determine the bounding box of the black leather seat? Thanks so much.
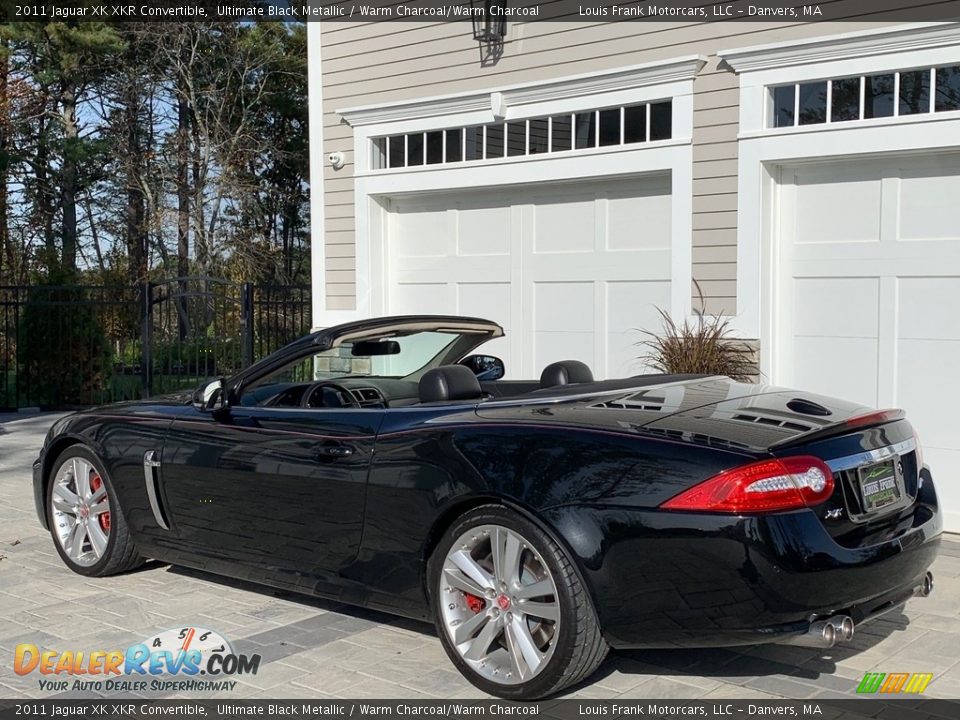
[540,360,594,389]
[419,365,484,404]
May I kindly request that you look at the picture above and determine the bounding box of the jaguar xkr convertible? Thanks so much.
[33,315,941,699]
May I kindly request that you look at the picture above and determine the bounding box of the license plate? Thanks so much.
[857,459,902,512]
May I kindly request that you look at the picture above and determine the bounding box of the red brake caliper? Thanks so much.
[464,593,486,614]
[90,474,110,533]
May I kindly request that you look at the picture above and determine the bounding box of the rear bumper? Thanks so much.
[543,471,942,649]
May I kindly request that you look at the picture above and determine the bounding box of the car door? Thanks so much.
[159,404,382,594]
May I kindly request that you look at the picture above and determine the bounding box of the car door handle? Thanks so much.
[315,444,354,459]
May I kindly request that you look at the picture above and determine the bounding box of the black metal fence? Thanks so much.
[0,277,311,410]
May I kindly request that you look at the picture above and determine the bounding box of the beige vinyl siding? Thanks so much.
[317,8,953,312]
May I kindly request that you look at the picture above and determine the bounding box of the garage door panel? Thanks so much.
[458,282,514,365]
[793,277,879,338]
[393,254,508,281]
[607,280,672,378]
[898,167,960,241]
[791,336,879,408]
[391,283,452,316]
[794,173,882,244]
[897,339,960,449]
[533,198,596,254]
[607,192,671,251]
[457,205,512,256]
[393,208,453,258]
[534,332,596,376]
[527,249,672,282]
[899,278,960,340]
[535,282,594,332]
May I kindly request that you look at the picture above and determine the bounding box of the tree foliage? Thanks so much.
[0,20,310,287]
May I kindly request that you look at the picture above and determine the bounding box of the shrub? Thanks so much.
[18,283,113,408]
[639,301,754,382]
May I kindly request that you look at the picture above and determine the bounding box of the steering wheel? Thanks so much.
[301,381,362,409]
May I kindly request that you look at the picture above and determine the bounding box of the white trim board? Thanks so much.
[718,22,960,73]
[336,55,706,128]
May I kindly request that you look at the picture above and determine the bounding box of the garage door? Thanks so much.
[776,153,960,531]
[385,176,672,381]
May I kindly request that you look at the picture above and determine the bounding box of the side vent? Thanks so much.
[143,450,170,530]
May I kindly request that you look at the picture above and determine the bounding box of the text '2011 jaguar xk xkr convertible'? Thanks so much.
[33,315,941,698]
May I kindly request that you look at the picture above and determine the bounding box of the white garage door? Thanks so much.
[777,153,960,531]
[385,176,673,381]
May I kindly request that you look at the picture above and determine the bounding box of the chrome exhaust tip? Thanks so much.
[780,619,837,648]
[778,614,855,648]
[828,615,855,642]
[914,571,934,598]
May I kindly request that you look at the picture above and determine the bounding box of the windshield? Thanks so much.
[257,330,462,387]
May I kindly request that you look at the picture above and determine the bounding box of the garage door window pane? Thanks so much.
[507,121,526,156]
[599,108,620,146]
[575,112,596,149]
[445,129,462,162]
[407,133,424,166]
[388,135,405,168]
[486,124,504,158]
[772,85,796,127]
[624,105,647,143]
[426,131,444,164]
[935,65,960,112]
[372,137,386,170]
[798,81,828,125]
[529,118,548,154]
[899,70,930,115]
[551,115,572,151]
[831,77,861,122]
[465,126,483,161]
[649,102,672,140]
[864,74,895,118]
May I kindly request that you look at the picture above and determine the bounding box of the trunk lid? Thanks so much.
[637,381,922,547]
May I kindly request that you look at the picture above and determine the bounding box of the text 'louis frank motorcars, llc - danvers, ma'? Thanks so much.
[31,315,941,699]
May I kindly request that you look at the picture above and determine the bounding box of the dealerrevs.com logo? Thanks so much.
[14,627,260,693]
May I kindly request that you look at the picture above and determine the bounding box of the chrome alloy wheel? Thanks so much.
[50,456,111,567]
[439,524,560,685]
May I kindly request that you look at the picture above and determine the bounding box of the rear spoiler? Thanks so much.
[769,408,906,450]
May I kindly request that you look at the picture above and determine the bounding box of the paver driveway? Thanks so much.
[1,412,959,700]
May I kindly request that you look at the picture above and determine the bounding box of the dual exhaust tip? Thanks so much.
[784,614,856,648]
[780,571,934,649]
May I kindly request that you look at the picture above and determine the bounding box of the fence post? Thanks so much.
[140,281,153,398]
[241,282,254,368]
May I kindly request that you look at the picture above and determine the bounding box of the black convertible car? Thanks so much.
[34,315,941,699]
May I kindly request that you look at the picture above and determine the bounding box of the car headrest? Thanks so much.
[419,365,484,404]
[540,360,594,389]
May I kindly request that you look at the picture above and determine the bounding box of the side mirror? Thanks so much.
[459,354,505,381]
[192,377,228,412]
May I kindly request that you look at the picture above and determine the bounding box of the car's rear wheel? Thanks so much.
[47,445,144,577]
[430,505,608,699]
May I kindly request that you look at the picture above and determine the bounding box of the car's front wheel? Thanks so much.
[47,445,144,577]
[430,505,608,699]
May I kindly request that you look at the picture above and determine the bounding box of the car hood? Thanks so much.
[478,376,873,452]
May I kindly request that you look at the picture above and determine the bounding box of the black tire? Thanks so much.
[429,504,608,700]
[46,445,144,577]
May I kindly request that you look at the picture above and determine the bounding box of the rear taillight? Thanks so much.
[660,455,835,513]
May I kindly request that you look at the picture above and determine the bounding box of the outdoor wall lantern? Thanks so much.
[471,0,508,44]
